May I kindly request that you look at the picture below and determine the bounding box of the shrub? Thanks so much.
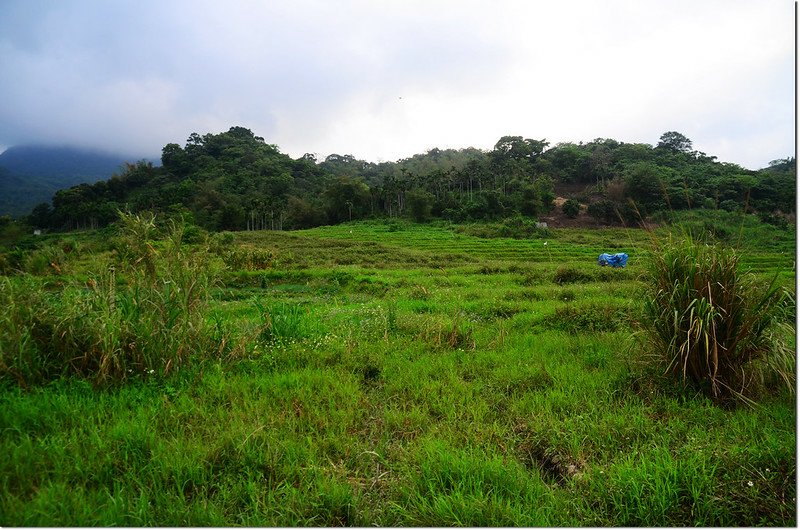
[210,231,236,250]
[16,242,68,276]
[0,249,26,274]
[0,212,228,387]
[453,218,549,240]
[638,235,794,403]
[553,266,592,284]
[562,199,581,219]
[587,200,616,222]
[587,199,640,224]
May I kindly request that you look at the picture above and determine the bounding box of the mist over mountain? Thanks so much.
[0,145,153,217]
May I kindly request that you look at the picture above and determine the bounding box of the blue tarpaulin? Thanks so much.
[598,253,628,267]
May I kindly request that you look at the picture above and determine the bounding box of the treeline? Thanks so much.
[24,126,796,232]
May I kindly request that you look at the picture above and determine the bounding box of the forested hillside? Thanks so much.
[23,127,796,232]
[0,146,139,218]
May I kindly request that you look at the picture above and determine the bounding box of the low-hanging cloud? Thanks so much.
[0,0,793,169]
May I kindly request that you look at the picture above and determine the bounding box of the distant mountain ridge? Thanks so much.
[0,145,153,217]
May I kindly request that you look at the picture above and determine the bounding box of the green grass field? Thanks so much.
[0,220,795,526]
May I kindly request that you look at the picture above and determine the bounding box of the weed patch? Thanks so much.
[219,246,276,271]
[553,266,593,284]
[254,299,320,346]
[585,449,720,526]
[503,288,544,302]
[418,314,476,351]
[402,440,554,526]
[469,302,524,321]
[0,213,227,386]
[540,303,629,334]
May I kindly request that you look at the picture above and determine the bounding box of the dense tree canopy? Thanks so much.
[657,131,693,153]
[25,127,795,232]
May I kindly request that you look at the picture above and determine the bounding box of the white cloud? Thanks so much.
[0,0,793,168]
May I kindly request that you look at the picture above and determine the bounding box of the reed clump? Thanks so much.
[639,235,794,404]
[0,211,227,387]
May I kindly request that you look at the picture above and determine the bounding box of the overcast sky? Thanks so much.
[0,0,794,169]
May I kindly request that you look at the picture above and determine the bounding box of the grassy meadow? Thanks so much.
[0,218,796,526]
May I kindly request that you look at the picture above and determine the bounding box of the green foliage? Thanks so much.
[405,188,434,222]
[324,176,370,224]
[492,135,549,163]
[587,199,639,224]
[623,162,672,213]
[453,217,549,240]
[639,235,795,403]
[542,302,628,334]
[562,198,581,218]
[285,195,326,229]
[588,448,718,526]
[0,212,226,387]
[0,222,795,526]
[253,299,319,345]
[553,265,592,284]
[0,217,31,249]
[545,143,591,183]
[656,209,796,259]
[657,131,693,153]
[219,246,275,271]
[418,312,475,351]
[25,126,794,233]
[402,441,552,526]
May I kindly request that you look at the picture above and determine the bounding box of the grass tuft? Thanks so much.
[254,299,319,346]
[0,212,227,386]
[638,235,794,404]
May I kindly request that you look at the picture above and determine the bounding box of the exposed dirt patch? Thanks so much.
[513,422,584,485]
[542,197,613,229]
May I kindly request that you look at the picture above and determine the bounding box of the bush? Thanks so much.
[0,212,229,387]
[406,189,434,222]
[562,199,581,219]
[211,231,236,249]
[28,242,71,275]
[587,200,616,222]
[638,235,794,403]
[587,200,640,224]
[553,266,592,284]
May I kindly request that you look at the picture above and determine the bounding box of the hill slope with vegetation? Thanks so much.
[0,145,141,218]
[17,126,796,233]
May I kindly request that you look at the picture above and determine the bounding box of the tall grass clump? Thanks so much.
[639,235,794,403]
[0,211,228,386]
[254,299,318,345]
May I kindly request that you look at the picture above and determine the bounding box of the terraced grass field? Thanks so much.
[0,220,795,526]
